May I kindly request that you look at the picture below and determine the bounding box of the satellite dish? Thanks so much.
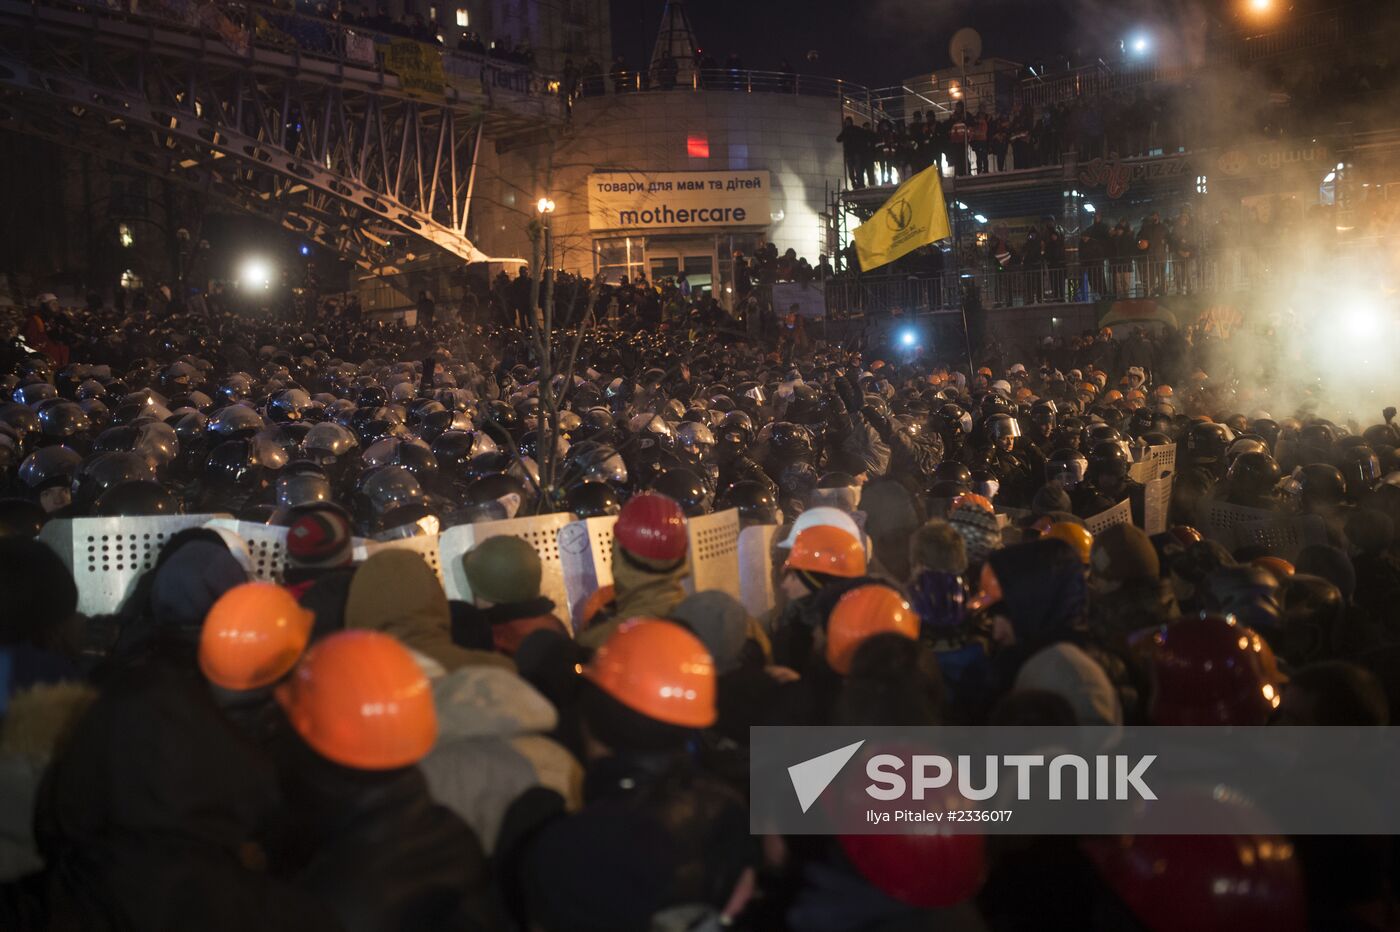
[949,28,983,68]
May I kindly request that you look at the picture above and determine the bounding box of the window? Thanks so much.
[595,237,646,284]
[118,223,134,248]
[455,7,468,26]
[687,133,709,159]
[119,269,142,290]
[1195,174,1208,194]
[428,5,437,20]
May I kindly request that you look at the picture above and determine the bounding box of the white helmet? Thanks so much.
[778,505,863,549]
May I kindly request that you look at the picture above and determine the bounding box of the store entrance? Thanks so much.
[645,236,717,298]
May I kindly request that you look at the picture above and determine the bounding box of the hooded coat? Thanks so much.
[420,666,583,853]
[345,550,513,672]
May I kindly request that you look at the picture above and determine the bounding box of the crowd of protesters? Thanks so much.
[1,275,1399,930]
[837,86,1198,187]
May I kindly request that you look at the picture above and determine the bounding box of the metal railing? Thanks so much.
[571,66,870,103]
[823,253,1276,315]
[33,0,555,100]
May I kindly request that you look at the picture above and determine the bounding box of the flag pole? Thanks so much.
[946,169,976,379]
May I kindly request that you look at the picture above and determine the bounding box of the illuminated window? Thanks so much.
[596,237,646,283]
[687,133,709,159]
[1196,175,1208,194]
[119,269,142,289]
[428,5,438,20]
[118,223,134,248]
[455,7,468,26]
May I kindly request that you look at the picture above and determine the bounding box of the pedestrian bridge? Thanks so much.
[0,0,563,269]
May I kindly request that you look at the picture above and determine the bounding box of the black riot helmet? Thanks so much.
[566,481,623,519]
[650,468,712,517]
[716,479,780,526]
[1227,451,1282,500]
[93,480,181,517]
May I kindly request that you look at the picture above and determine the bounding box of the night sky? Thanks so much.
[608,0,1168,88]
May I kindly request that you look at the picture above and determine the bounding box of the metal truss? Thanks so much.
[0,1,529,268]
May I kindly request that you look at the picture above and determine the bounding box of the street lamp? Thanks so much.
[1127,33,1151,56]
[1248,0,1272,11]
[536,197,556,214]
[238,256,273,290]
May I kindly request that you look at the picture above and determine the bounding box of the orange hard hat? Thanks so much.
[950,492,994,514]
[199,582,315,691]
[783,525,867,578]
[968,561,1003,612]
[583,618,716,728]
[1043,522,1093,565]
[1104,389,1124,403]
[275,630,437,770]
[1155,385,1174,397]
[826,585,919,674]
[1252,556,1296,584]
[977,366,994,378]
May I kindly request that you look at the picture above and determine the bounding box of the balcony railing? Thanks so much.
[823,253,1283,315]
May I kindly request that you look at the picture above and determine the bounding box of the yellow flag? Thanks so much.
[851,164,953,272]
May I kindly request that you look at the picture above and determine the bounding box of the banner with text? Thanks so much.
[588,171,771,232]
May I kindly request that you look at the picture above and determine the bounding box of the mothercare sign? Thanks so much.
[589,171,771,231]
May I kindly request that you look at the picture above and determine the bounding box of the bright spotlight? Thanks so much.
[299,243,311,257]
[1344,306,1380,340]
[238,257,273,289]
[899,327,918,348]
[1084,203,1097,213]
[1129,34,1150,55]
[1249,0,1271,11]
[974,213,988,224]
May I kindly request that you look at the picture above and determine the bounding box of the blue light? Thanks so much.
[899,328,917,347]
[299,244,311,256]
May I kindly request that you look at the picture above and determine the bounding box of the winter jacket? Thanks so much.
[1087,576,1179,640]
[452,597,568,657]
[0,682,96,883]
[519,751,753,932]
[420,665,583,853]
[35,664,340,932]
[345,549,513,672]
[578,542,689,648]
[273,733,504,932]
[835,412,892,478]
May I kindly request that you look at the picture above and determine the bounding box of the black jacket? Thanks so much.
[272,733,504,932]
[36,664,341,932]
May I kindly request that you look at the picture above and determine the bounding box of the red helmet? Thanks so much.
[838,767,985,908]
[1083,792,1304,932]
[1144,614,1282,726]
[614,492,688,563]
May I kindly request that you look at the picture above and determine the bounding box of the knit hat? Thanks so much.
[287,510,354,570]
[463,535,542,605]
[670,590,750,675]
[1031,484,1073,517]
[1090,523,1159,583]
[947,499,1001,564]
[1015,643,1122,726]
[909,520,968,575]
